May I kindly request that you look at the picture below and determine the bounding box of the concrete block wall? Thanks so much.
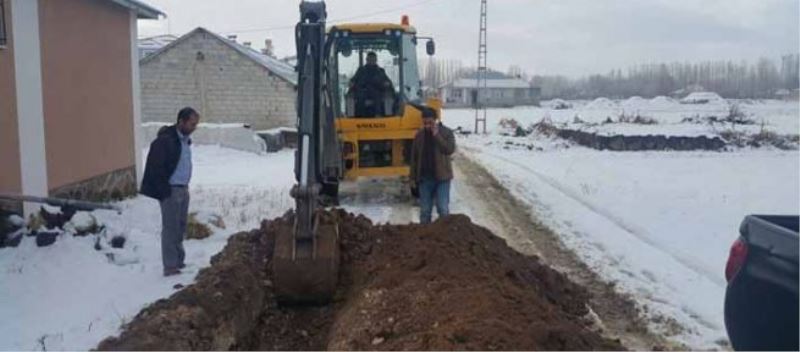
[140,32,296,131]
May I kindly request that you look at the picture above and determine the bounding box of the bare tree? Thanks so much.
[531,55,798,100]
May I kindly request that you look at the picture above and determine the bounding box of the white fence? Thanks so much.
[142,122,267,154]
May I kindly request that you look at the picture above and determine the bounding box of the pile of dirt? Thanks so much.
[98,210,623,351]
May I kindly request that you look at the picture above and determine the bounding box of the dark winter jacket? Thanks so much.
[350,64,392,95]
[140,125,182,201]
[410,123,456,183]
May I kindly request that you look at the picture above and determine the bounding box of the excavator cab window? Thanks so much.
[330,32,407,118]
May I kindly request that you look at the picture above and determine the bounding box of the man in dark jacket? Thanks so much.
[349,51,394,117]
[409,107,456,224]
[141,107,199,276]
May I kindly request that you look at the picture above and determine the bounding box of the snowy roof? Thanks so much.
[106,0,164,19]
[140,27,297,86]
[447,78,531,89]
[138,34,178,50]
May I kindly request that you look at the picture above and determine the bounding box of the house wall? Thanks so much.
[0,0,22,212]
[140,31,296,131]
[37,0,136,199]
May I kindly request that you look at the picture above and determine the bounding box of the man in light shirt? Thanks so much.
[140,107,199,276]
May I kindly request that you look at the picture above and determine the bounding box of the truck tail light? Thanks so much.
[725,238,748,282]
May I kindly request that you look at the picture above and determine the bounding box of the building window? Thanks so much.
[0,1,6,47]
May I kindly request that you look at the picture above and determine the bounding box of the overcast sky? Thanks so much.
[138,0,800,77]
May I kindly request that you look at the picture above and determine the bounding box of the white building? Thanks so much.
[439,74,540,108]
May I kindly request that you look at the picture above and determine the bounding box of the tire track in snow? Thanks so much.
[473,148,726,287]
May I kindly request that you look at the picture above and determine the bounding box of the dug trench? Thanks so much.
[97,210,625,351]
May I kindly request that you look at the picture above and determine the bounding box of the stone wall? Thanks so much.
[140,31,296,131]
[555,129,726,151]
[49,166,137,203]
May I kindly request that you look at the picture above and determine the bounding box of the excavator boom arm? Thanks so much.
[273,0,341,305]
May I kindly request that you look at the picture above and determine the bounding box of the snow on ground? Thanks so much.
[0,146,294,351]
[443,98,799,138]
[457,130,800,348]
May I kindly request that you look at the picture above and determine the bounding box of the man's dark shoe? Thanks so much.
[164,268,181,277]
[178,263,186,269]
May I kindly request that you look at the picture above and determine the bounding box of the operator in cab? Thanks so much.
[349,51,394,117]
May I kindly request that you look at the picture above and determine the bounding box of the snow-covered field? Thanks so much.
[0,146,294,351]
[443,97,799,138]
[454,99,799,348]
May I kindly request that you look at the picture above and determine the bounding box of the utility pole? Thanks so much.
[474,0,488,134]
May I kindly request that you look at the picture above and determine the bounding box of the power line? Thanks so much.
[223,0,439,35]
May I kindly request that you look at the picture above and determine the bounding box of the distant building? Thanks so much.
[0,0,163,215]
[439,72,540,108]
[680,91,724,104]
[775,88,800,101]
[671,84,705,99]
[138,34,177,58]
[139,27,297,131]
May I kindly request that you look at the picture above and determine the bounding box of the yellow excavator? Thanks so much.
[273,1,440,303]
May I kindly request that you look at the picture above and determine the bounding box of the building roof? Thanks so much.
[138,34,178,50]
[140,27,297,86]
[107,0,164,19]
[447,78,531,89]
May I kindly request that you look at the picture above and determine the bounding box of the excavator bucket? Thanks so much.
[272,213,340,305]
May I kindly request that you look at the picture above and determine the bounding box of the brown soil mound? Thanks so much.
[97,210,623,351]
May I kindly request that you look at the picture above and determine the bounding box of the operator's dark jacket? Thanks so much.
[141,125,182,201]
[410,123,456,183]
[350,64,392,96]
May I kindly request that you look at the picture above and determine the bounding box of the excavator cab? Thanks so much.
[329,19,440,184]
[273,1,439,305]
[334,31,408,118]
